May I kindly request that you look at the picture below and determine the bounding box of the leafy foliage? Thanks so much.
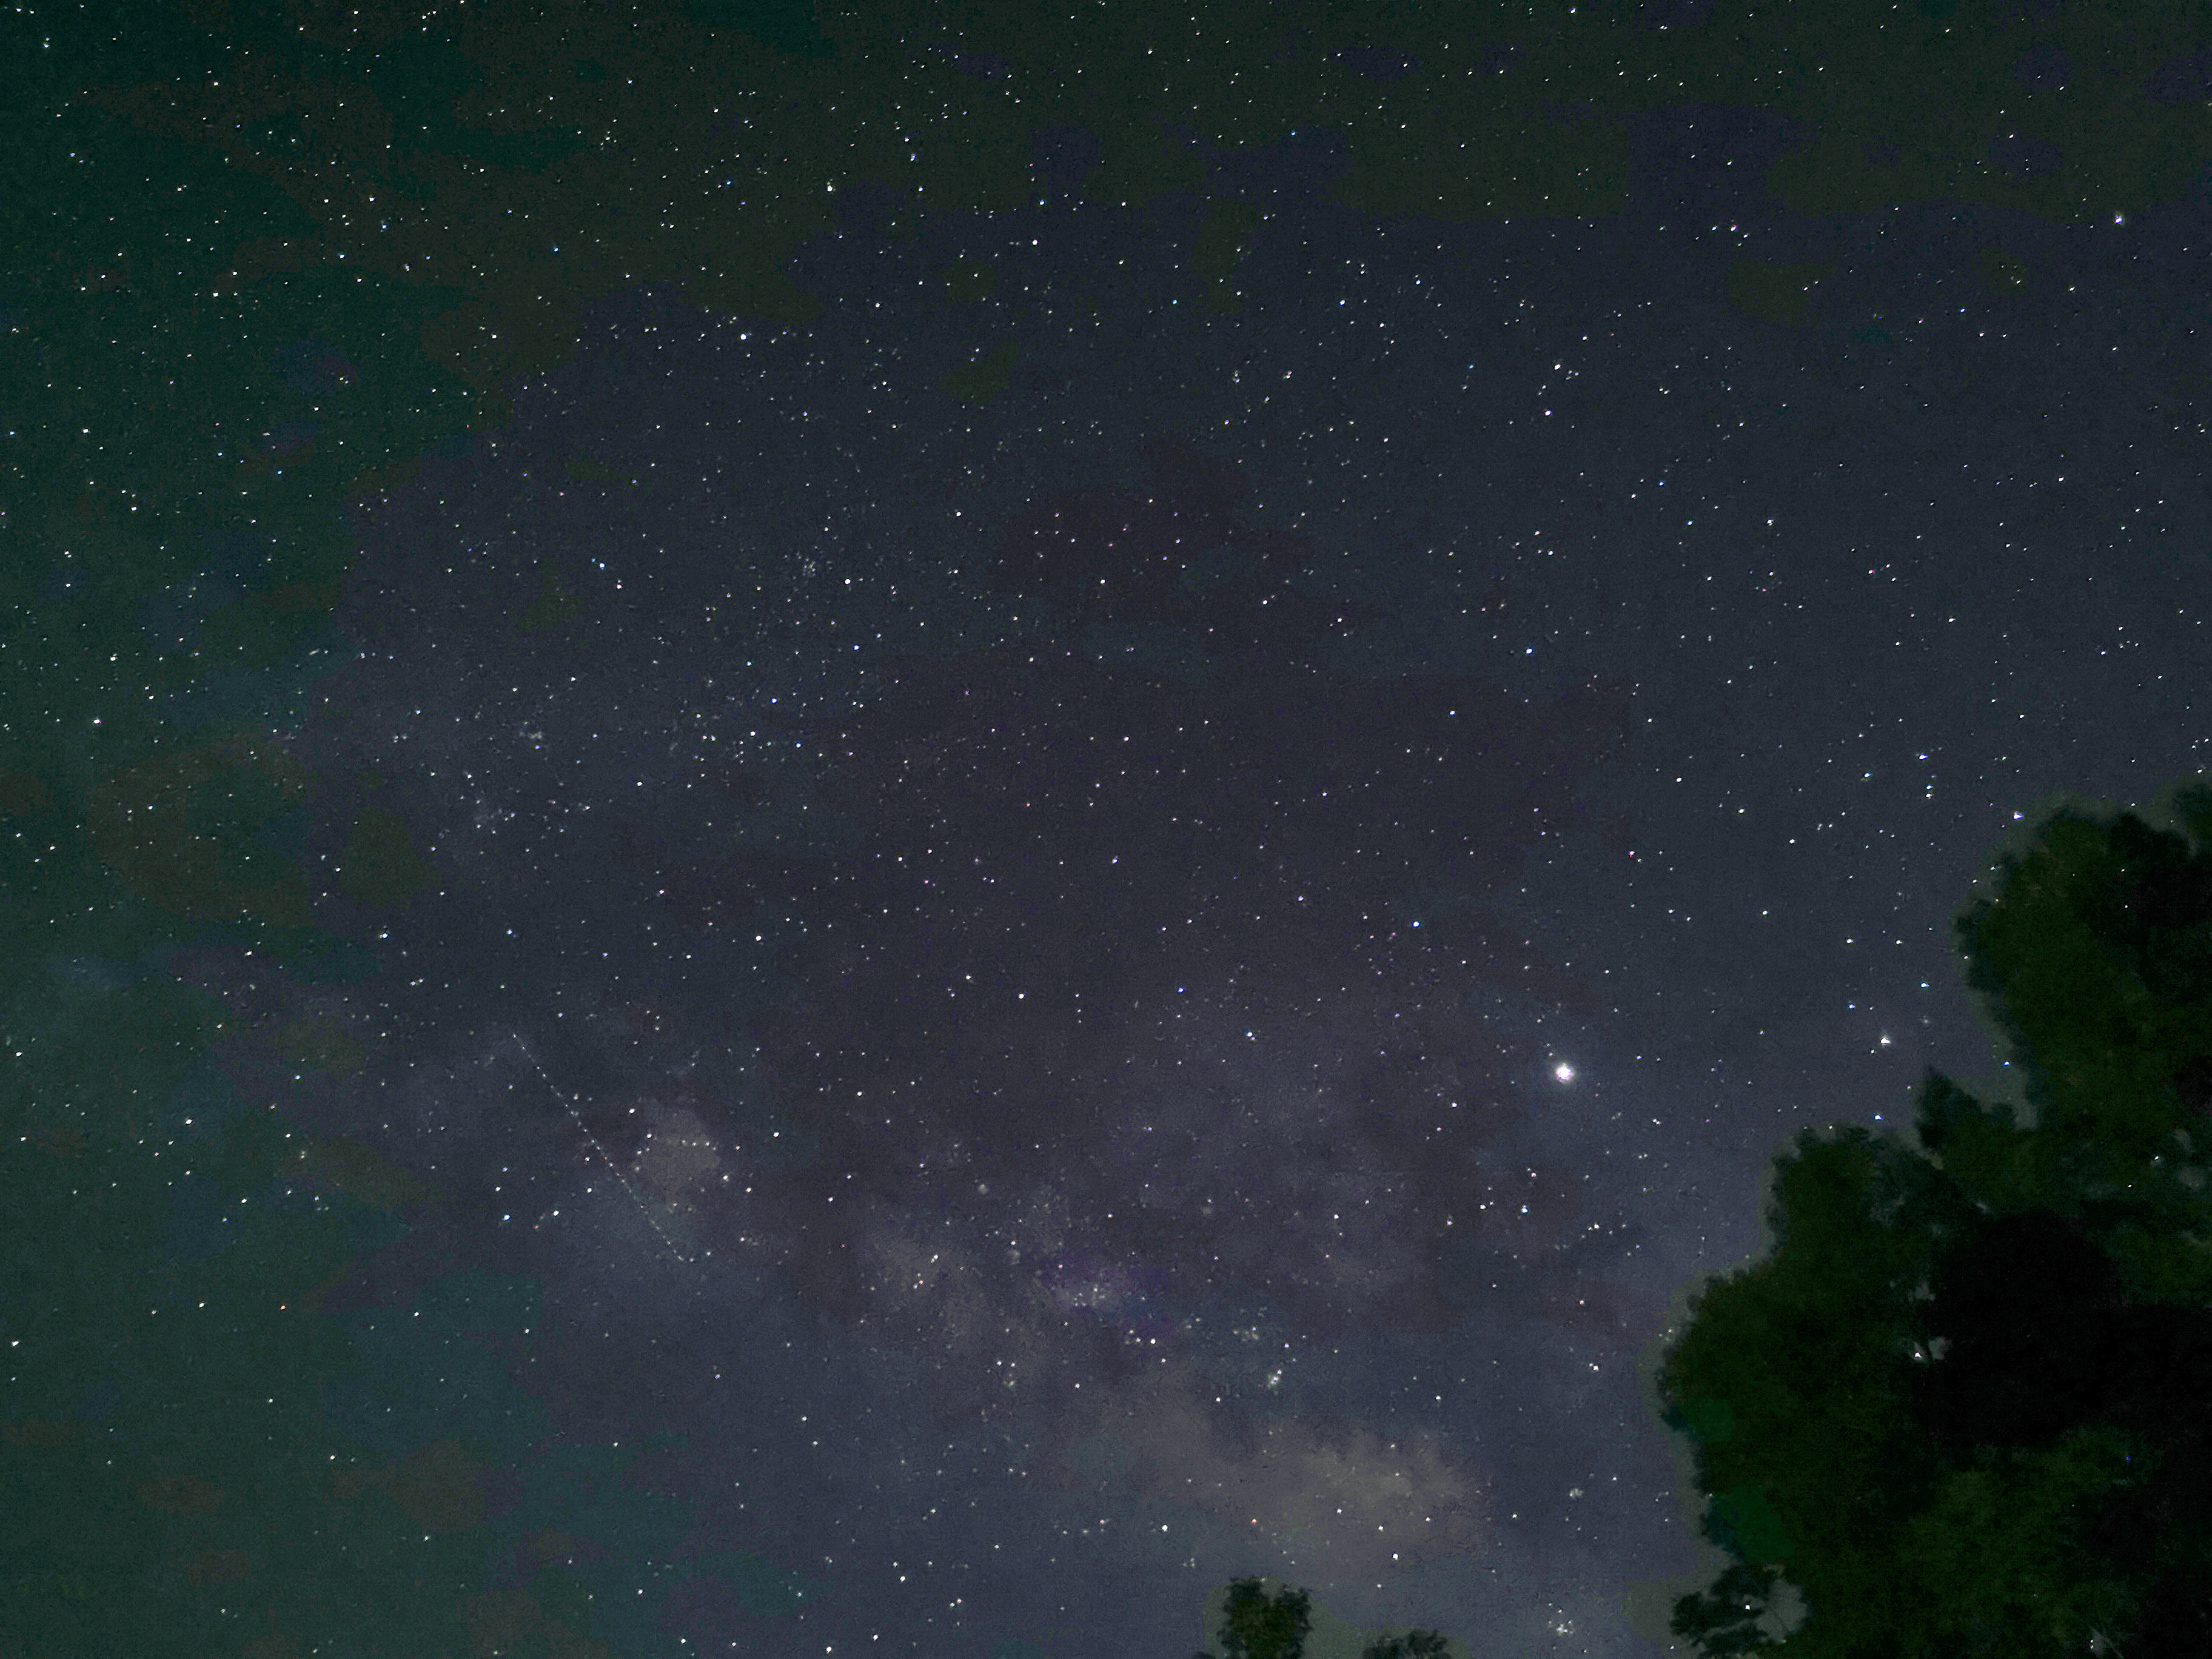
[14,0,2212,1651]
[1219,1578,1315,1659]
[1357,1627,1453,1659]
[1654,778,2212,1658]
[1200,1578,1456,1659]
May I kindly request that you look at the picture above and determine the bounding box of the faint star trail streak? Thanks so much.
[510,1029,697,1267]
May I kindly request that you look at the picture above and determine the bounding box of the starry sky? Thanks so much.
[172,90,2212,1659]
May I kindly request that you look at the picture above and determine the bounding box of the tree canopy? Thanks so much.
[1197,1576,1455,1659]
[1653,776,2212,1658]
[11,0,2212,1652]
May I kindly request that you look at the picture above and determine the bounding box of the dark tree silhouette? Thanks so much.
[1909,1207,2122,1452]
[1201,1578,1456,1659]
[1654,777,2212,1659]
[20,0,2212,1649]
[1218,1578,1314,1659]
[1668,1562,1789,1658]
[1358,1627,1453,1659]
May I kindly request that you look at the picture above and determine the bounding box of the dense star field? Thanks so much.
[9,2,2212,1657]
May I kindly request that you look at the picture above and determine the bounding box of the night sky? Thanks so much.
[171,92,2212,1659]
